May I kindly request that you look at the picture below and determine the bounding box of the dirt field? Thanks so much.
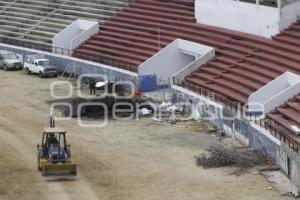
[0,70,290,200]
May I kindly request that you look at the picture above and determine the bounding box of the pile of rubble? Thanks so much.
[195,145,267,175]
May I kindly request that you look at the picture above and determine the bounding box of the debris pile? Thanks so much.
[195,145,267,175]
[137,108,152,117]
[151,101,191,124]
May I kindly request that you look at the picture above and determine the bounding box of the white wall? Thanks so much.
[172,48,215,82]
[195,0,300,37]
[278,144,300,195]
[52,19,99,52]
[195,0,280,38]
[139,39,214,86]
[139,39,196,85]
[280,1,300,31]
[248,71,300,115]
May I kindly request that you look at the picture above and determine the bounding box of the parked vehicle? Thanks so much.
[24,55,57,78]
[37,118,77,177]
[0,50,23,70]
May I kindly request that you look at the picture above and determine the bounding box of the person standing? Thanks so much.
[89,78,96,95]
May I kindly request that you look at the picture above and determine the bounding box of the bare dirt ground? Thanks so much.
[0,70,291,200]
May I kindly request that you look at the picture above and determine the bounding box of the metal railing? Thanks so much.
[0,37,138,72]
[263,120,299,152]
[172,76,242,113]
[172,76,300,152]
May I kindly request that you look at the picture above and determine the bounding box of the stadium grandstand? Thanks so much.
[71,0,300,153]
[1,0,300,194]
[61,0,298,149]
[0,0,133,49]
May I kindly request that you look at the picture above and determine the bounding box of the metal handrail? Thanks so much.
[172,76,300,152]
[172,76,241,111]
[0,37,137,72]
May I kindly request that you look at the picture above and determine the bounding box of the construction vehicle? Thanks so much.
[37,119,77,177]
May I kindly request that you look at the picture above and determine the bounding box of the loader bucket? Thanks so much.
[42,163,77,177]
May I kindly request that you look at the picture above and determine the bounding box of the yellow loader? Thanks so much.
[37,127,77,177]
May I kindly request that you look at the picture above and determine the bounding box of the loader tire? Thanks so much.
[37,157,41,171]
[37,149,43,171]
[25,68,31,75]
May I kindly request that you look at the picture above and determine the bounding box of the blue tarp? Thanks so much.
[138,75,169,92]
[139,75,157,92]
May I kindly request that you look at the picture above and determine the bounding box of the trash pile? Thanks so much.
[151,101,190,123]
[194,145,267,176]
[136,107,153,117]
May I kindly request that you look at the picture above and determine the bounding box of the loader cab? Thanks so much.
[37,127,76,176]
[41,128,70,159]
[42,128,68,148]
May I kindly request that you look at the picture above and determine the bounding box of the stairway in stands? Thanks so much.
[0,0,133,49]
[264,93,300,152]
[272,20,300,46]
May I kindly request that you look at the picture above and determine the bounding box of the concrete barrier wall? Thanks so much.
[222,111,250,145]
[52,19,99,51]
[140,39,214,86]
[222,110,280,160]
[248,71,300,115]
[278,144,300,194]
[71,21,99,50]
[139,39,195,85]
[171,85,224,129]
[172,47,215,82]
[249,123,280,160]
[0,43,137,83]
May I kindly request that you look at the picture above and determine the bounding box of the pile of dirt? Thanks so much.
[195,145,267,176]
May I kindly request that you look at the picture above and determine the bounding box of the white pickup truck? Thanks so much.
[24,56,57,78]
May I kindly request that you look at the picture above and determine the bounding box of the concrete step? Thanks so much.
[0,15,68,30]
[0,10,73,25]
[0,34,52,50]
[0,29,52,43]
[0,25,56,38]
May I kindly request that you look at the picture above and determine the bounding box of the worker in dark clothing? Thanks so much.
[89,78,96,95]
[48,133,59,145]
[49,116,55,128]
